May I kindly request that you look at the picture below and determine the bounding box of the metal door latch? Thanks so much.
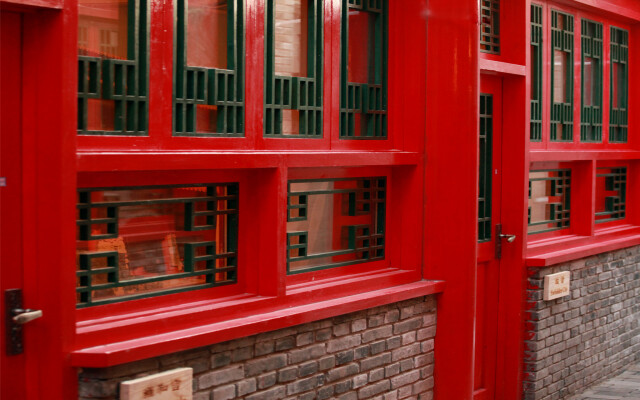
[5,289,42,355]
[495,224,517,259]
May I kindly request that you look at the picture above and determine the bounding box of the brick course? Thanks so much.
[78,296,436,400]
[523,246,640,400]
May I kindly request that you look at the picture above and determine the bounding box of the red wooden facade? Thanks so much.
[1,0,640,398]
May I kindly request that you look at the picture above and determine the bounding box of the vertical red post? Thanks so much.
[424,0,478,398]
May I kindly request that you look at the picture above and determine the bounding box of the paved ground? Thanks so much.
[570,363,640,399]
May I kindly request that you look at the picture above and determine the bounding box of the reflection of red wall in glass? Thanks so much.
[274,0,308,77]
[612,62,620,109]
[348,10,373,84]
[187,0,228,69]
[553,50,567,103]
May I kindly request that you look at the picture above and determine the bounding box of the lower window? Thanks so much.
[286,177,386,274]
[75,183,239,307]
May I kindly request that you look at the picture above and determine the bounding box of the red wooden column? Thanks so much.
[424,0,478,398]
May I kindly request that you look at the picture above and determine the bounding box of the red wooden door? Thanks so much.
[1,11,33,398]
[474,76,503,400]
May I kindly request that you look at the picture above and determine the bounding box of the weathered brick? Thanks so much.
[199,365,244,389]
[245,386,286,400]
[246,355,287,376]
[212,384,235,400]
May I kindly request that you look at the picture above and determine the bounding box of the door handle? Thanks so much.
[498,233,517,243]
[12,309,43,325]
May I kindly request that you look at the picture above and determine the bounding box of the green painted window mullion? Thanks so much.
[173,0,245,137]
[580,20,603,142]
[550,10,574,142]
[610,27,628,143]
[530,4,542,142]
[264,0,323,138]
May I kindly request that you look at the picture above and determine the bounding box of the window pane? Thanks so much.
[595,167,626,223]
[76,184,239,307]
[78,0,128,59]
[275,0,308,77]
[187,0,228,69]
[528,170,571,234]
[348,10,375,84]
[583,56,594,106]
[287,178,385,274]
[612,62,620,109]
[78,0,128,132]
[553,50,568,103]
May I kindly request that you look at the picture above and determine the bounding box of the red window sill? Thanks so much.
[71,274,444,367]
[526,225,640,267]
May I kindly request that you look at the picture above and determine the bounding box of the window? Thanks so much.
[580,20,602,142]
[174,0,244,136]
[610,27,628,143]
[287,177,385,273]
[76,183,239,307]
[478,93,493,242]
[528,169,571,234]
[550,10,573,142]
[595,166,626,223]
[78,0,148,135]
[340,0,388,139]
[530,4,543,142]
[265,0,323,137]
[480,0,500,54]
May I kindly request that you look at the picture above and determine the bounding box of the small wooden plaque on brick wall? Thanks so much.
[543,271,571,301]
[120,367,192,400]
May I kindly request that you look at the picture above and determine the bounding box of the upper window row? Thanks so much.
[529,4,629,145]
[77,0,388,139]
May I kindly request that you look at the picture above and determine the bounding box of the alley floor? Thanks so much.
[570,363,640,399]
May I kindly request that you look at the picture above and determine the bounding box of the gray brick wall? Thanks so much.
[78,296,437,400]
[523,245,640,400]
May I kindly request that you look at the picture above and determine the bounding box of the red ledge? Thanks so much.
[479,59,526,76]
[77,151,422,172]
[71,280,444,367]
[526,229,640,267]
[529,150,640,162]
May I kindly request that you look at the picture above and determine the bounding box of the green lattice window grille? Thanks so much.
[174,0,244,136]
[264,0,323,137]
[595,167,626,223]
[580,20,603,142]
[78,0,148,135]
[479,94,493,242]
[610,27,628,143]
[76,183,239,307]
[528,169,571,234]
[550,10,573,142]
[287,177,385,274]
[530,4,543,142]
[339,0,387,139]
[480,0,500,54]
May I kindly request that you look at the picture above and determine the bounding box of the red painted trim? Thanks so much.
[530,150,640,161]
[71,280,444,367]
[76,151,421,171]
[527,226,640,266]
[0,0,62,10]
